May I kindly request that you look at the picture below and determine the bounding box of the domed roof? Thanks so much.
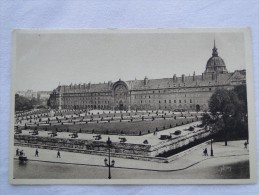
[205,41,227,74]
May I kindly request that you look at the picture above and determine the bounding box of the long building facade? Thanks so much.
[49,43,246,111]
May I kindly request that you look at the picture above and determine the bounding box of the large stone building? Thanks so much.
[49,42,246,111]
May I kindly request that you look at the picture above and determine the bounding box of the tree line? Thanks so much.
[15,94,40,111]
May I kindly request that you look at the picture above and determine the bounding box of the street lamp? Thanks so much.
[209,127,214,156]
[210,138,214,156]
[104,137,115,179]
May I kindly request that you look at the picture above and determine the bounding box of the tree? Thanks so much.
[233,85,248,142]
[209,88,236,145]
[15,94,40,111]
[204,86,248,146]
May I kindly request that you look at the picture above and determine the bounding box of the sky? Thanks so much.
[14,30,246,91]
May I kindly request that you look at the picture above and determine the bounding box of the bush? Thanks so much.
[188,126,195,131]
[174,130,181,135]
[143,139,149,144]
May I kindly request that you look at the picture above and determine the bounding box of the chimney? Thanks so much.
[181,74,185,83]
[173,74,177,82]
[193,72,196,81]
[144,76,148,85]
[88,82,91,89]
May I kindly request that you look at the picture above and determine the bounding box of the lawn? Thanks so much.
[24,117,199,136]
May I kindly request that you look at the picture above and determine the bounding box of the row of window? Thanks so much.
[65,100,110,104]
[64,97,111,101]
[63,92,112,97]
[134,90,212,99]
[140,99,193,104]
[61,87,213,97]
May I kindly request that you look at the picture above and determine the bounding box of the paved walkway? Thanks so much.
[14,140,249,172]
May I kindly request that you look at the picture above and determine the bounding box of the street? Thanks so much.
[13,140,250,179]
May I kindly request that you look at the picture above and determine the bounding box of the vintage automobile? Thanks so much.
[19,155,28,163]
[18,151,28,163]
[159,135,172,140]
[29,129,39,135]
[174,130,182,135]
[119,137,127,143]
[69,132,78,138]
[93,134,102,140]
[48,129,58,137]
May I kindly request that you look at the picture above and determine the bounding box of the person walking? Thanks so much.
[16,148,19,156]
[203,148,208,156]
[244,141,248,149]
[57,150,61,158]
[35,149,39,157]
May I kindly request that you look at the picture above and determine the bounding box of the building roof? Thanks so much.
[53,70,246,94]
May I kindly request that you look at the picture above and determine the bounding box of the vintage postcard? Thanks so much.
[9,29,256,184]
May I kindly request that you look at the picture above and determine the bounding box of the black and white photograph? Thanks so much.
[10,29,256,184]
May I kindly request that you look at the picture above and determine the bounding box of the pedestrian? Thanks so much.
[205,148,208,156]
[20,150,23,156]
[203,148,208,156]
[35,149,39,157]
[57,150,61,158]
[244,141,248,149]
[16,148,19,156]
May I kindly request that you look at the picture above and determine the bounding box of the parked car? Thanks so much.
[174,130,181,135]
[160,135,172,140]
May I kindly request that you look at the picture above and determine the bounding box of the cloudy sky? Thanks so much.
[14,30,246,91]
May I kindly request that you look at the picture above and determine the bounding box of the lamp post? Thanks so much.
[210,138,214,156]
[210,127,214,156]
[104,137,115,179]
